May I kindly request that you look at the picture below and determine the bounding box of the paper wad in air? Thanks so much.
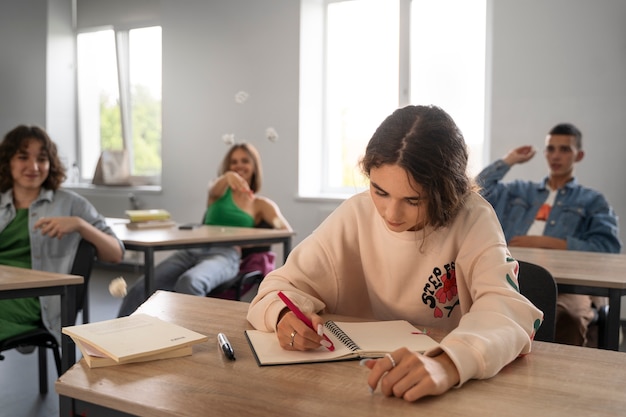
[62,313,208,363]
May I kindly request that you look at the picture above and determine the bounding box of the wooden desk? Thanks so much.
[108,219,294,298]
[57,291,626,417]
[0,265,83,373]
[509,247,626,350]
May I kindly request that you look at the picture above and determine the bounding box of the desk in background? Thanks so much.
[107,218,294,298]
[510,246,626,350]
[0,265,83,373]
[57,291,626,417]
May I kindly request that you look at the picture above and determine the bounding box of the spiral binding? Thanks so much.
[325,320,360,351]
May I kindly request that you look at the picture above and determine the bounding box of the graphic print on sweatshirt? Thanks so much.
[422,261,459,318]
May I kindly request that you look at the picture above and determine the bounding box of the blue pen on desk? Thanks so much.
[218,332,236,360]
[277,291,335,351]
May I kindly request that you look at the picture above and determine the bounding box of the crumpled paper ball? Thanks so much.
[265,127,279,143]
[108,276,128,298]
[234,91,249,104]
[222,133,236,146]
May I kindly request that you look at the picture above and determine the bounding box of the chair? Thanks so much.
[204,217,275,301]
[72,239,97,324]
[589,303,610,349]
[207,268,265,301]
[208,248,275,301]
[0,239,96,394]
[517,260,557,342]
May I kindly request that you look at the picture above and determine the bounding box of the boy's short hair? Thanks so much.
[549,123,582,149]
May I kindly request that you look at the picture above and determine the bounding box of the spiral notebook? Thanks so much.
[245,320,438,366]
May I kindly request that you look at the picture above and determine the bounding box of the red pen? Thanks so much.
[277,291,335,351]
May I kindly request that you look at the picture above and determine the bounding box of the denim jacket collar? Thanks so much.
[0,188,53,209]
[540,176,579,191]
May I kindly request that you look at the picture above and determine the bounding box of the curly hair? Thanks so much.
[218,142,263,193]
[0,125,66,192]
[360,105,474,229]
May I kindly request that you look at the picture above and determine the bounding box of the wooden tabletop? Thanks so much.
[56,291,626,417]
[0,264,83,291]
[509,247,626,289]
[107,218,294,247]
[1,264,83,374]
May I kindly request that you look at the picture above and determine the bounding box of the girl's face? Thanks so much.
[229,148,255,185]
[10,139,49,192]
[369,164,427,232]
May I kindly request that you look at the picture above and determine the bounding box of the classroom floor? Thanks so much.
[1,270,626,417]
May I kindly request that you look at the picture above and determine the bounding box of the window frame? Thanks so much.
[299,0,486,200]
[75,23,162,186]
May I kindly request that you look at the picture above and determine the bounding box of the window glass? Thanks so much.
[76,26,162,183]
[324,0,399,192]
[77,29,120,179]
[129,26,162,177]
[410,0,486,175]
[300,0,486,198]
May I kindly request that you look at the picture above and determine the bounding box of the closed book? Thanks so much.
[75,339,193,368]
[125,209,171,222]
[62,314,208,364]
[125,219,177,229]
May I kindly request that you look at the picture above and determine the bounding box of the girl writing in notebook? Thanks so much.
[247,105,542,401]
[118,142,291,316]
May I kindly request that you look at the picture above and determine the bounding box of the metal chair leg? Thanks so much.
[38,346,48,394]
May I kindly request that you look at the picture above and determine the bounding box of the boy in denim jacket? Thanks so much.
[477,123,621,346]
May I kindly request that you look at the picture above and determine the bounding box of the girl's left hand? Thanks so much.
[34,216,82,239]
[364,347,460,402]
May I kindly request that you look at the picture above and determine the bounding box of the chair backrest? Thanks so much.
[70,239,97,323]
[517,260,557,342]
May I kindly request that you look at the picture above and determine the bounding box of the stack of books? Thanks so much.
[125,209,176,229]
[62,314,208,368]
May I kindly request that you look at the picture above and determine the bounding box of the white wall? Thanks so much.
[0,0,47,132]
[0,0,75,173]
[46,0,76,167]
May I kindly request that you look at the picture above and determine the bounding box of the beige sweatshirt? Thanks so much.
[247,191,542,385]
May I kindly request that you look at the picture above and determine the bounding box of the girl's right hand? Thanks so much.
[226,171,251,195]
[276,311,327,351]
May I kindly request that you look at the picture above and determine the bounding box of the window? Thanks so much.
[77,26,162,184]
[299,0,486,198]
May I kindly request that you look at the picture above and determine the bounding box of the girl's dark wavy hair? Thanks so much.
[360,105,474,229]
[218,142,263,193]
[0,125,67,192]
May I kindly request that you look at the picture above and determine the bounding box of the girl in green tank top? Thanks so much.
[203,188,255,228]
[118,143,292,317]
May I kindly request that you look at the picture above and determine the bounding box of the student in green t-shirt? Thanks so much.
[0,125,124,345]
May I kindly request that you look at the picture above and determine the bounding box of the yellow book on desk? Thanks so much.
[125,209,171,222]
[245,320,438,366]
[125,219,177,229]
[62,314,208,364]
